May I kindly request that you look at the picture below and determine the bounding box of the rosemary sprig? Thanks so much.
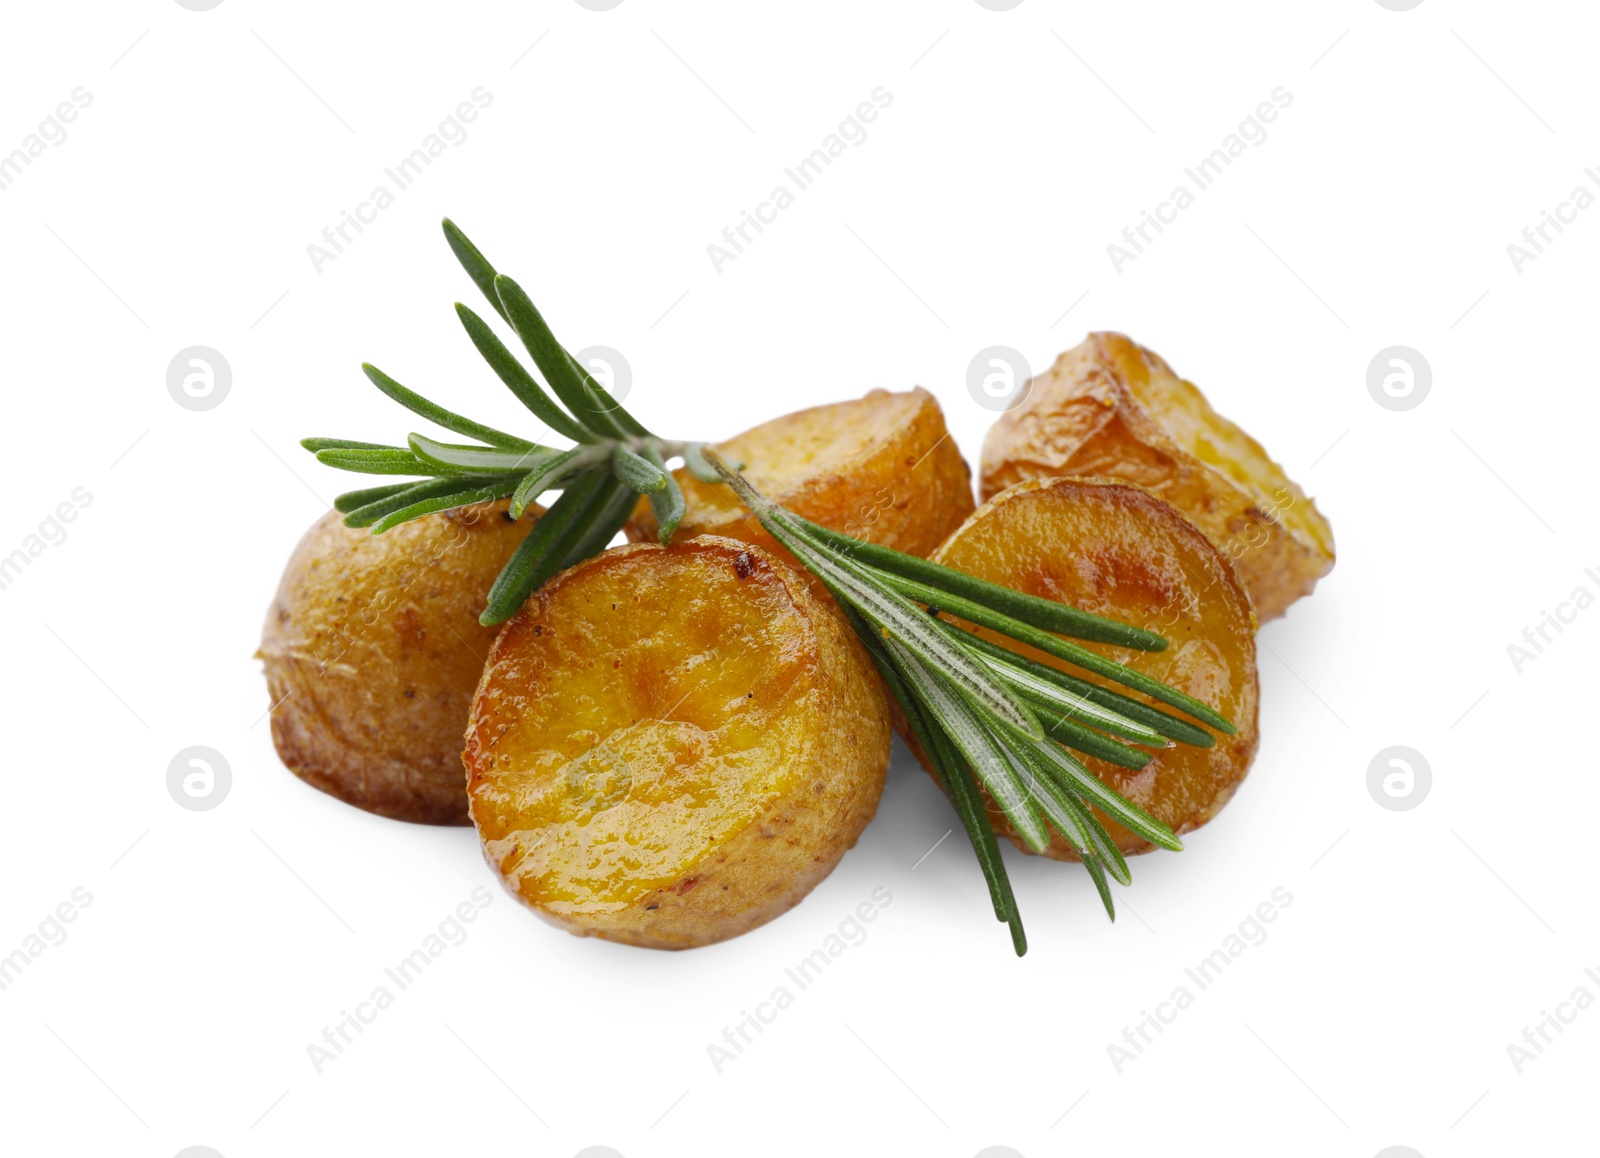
[300,218,1237,954]
[301,218,725,624]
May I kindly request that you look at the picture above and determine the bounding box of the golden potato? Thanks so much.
[923,477,1259,856]
[463,536,890,949]
[981,333,1334,621]
[260,500,537,825]
[627,387,974,565]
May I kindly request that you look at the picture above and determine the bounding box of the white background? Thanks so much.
[0,2,1594,1156]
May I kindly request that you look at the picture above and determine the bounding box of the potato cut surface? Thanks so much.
[627,387,974,563]
[929,477,1260,856]
[465,537,889,948]
[981,333,1334,620]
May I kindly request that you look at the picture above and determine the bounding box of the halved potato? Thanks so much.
[981,333,1334,621]
[260,500,538,825]
[463,536,890,949]
[924,477,1259,857]
[627,387,974,565]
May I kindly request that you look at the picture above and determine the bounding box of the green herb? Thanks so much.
[302,218,1237,954]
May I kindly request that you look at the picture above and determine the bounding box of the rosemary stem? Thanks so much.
[793,516,1168,652]
[947,627,1218,748]
[907,577,1235,735]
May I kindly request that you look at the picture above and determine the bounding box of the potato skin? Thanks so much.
[981,333,1334,621]
[260,500,536,825]
[626,387,974,564]
[919,477,1260,857]
[463,536,890,949]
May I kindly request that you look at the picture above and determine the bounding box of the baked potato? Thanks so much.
[627,387,974,565]
[980,333,1334,621]
[260,499,537,824]
[463,536,891,949]
[923,476,1260,856]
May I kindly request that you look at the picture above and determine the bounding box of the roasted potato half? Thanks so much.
[464,536,891,949]
[924,477,1260,857]
[627,387,974,564]
[260,500,538,825]
[981,333,1334,621]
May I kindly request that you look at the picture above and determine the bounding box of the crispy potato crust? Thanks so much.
[921,477,1260,856]
[464,536,890,949]
[981,333,1334,621]
[260,500,537,825]
[626,387,975,565]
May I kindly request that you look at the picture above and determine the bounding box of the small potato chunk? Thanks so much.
[463,537,890,949]
[627,387,974,563]
[928,477,1259,857]
[260,500,537,825]
[981,333,1334,621]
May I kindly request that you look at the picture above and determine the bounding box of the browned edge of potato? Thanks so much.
[907,476,1260,857]
[463,536,891,949]
[260,499,538,825]
[627,386,975,566]
[980,332,1334,621]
